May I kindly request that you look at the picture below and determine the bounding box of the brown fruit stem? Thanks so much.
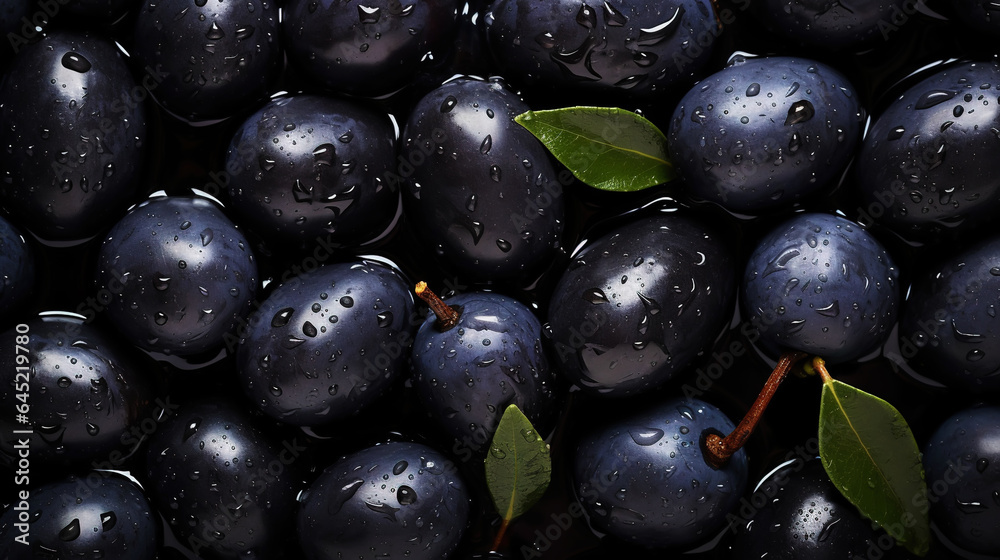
[702,351,809,469]
[414,281,460,331]
[491,518,510,552]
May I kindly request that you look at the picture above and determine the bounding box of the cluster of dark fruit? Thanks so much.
[0,0,999,559]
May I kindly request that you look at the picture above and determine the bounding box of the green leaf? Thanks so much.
[515,107,675,192]
[818,378,930,556]
[485,404,551,522]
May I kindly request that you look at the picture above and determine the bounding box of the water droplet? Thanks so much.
[816,301,840,318]
[364,500,400,521]
[340,296,354,308]
[977,458,989,473]
[269,385,282,396]
[58,518,81,541]
[393,460,408,475]
[377,312,393,328]
[440,95,457,113]
[302,321,318,338]
[784,100,815,125]
[637,6,684,46]
[100,511,116,532]
[496,239,512,252]
[358,4,381,23]
[397,485,418,505]
[480,134,492,154]
[154,312,168,326]
[200,228,214,246]
[915,89,957,110]
[206,21,225,40]
[955,498,988,513]
[583,288,609,304]
[520,428,537,443]
[967,349,986,362]
[575,3,597,28]
[259,155,275,171]
[746,82,760,97]
[313,143,335,167]
[57,377,71,388]
[887,126,905,141]
[235,25,254,40]
[61,52,91,73]
[466,194,478,212]
[86,423,99,436]
[490,445,506,459]
[629,428,664,446]
[489,165,502,182]
[180,220,192,230]
[272,308,294,327]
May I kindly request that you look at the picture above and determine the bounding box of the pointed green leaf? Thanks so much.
[818,378,930,556]
[485,404,551,522]
[515,107,675,192]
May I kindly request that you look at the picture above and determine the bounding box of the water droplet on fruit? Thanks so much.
[57,377,71,388]
[376,312,393,328]
[200,228,213,246]
[183,418,200,441]
[61,52,92,73]
[746,82,760,97]
[302,321,318,337]
[358,4,381,23]
[206,21,225,39]
[340,296,354,308]
[466,194,477,212]
[271,307,294,327]
[955,498,988,513]
[86,423,99,436]
[397,485,418,505]
[235,25,254,40]
[816,301,840,317]
[914,89,957,110]
[496,239,512,252]
[100,511,116,532]
[154,312,168,325]
[637,6,684,46]
[58,518,81,541]
[967,349,985,361]
[269,385,282,396]
[440,96,457,113]
[575,3,597,28]
[784,100,815,125]
[313,143,335,167]
[977,458,989,472]
[489,165,502,182]
[583,288,609,304]
[480,134,492,154]
[629,428,664,446]
[603,1,627,25]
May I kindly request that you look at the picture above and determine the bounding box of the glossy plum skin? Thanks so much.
[225,94,399,247]
[0,214,33,319]
[283,0,459,97]
[237,260,416,426]
[297,440,470,560]
[855,61,1000,240]
[410,291,556,453]
[899,236,1000,392]
[143,400,302,559]
[485,0,718,100]
[668,56,863,213]
[573,397,747,549]
[94,196,258,357]
[0,314,154,473]
[923,405,1000,556]
[742,213,899,364]
[0,472,160,559]
[132,0,280,122]
[400,77,565,282]
[0,31,147,242]
[545,214,736,397]
[749,0,910,50]
[729,459,889,559]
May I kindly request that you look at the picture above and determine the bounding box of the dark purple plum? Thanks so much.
[282,0,459,97]
[923,404,1000,556]
[0,214,33,319]
[573,396,747,548]
[730,459,897,559]
[237,259,416,426]
[0,30,147,242]
[144,400,302,559]
[485,0,718,100]
[410,289,556,454]
[898,235,1000,392]
[948,0,1000,38]
[0,313,155,473]
[400,77,565,282]
[297,440,470,560]
[94,195,258,357]
[64,0,131,21]
[545,214,736,397]
[749,0,912,50]
[667,55,863,213]
[225,94,399,247]
[742,213,899,364]
[131,0,280,123]
[0,472,159,559]
[855,61,1000,240]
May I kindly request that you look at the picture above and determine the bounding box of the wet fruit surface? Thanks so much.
[0,30,147,242]
[237,259,416,425]
[546,214,736,397]
[297,440,471,560]
[741,213,899,364]
[94,195,258,357]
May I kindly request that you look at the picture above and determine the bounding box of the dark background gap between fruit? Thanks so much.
[1,0,997,559]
